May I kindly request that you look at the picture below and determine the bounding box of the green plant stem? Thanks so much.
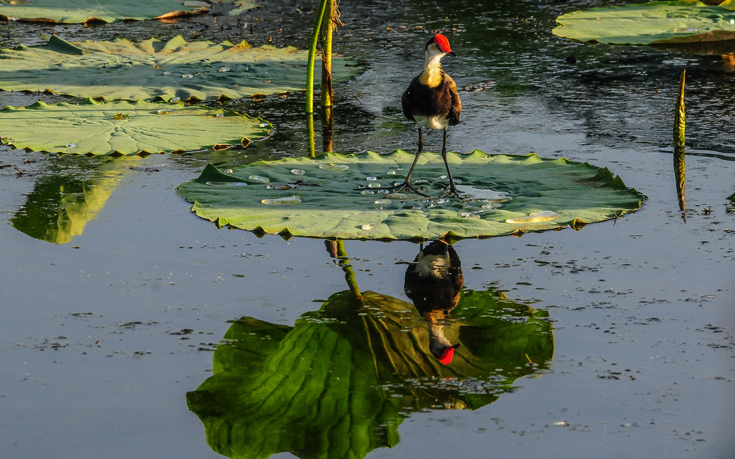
[336,240,363,301]
[306,0,330,114]
[321,0,335,108]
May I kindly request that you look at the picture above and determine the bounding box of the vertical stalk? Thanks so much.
[321,0,335,108]
[674,69,685,148]
[674,69,686,213]
[306,113,316,158]
[306,0,330,114]
[321,106,334,152]
[336,240,363,301]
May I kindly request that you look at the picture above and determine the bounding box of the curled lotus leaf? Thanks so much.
[0,35,364,101]
[0,0,208,24]
[0,99,271,156]
[553,0,735,45]
[176,150,645,240]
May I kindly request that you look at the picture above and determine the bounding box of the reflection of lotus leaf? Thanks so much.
[0,36,363,101]
[0,0,207,23]
[553,0,735,45]
[0,99,270,156]
[177,150,645,240]
[11,157,138,244]
[187,288,554,459]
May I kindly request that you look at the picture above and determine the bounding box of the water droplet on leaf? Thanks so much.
[261,195,301,205]
[319,163,349,172]
[506,210,560,224]
[291,169,306,175]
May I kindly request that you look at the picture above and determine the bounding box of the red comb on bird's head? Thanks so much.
[430,34,454,55]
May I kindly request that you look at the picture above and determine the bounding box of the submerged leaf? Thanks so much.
[177,150,645,240]
[187,288,554,459]
[0,99,270,156]
[0,0,208,23]
[553,1,735,45]
[0,36,364,101]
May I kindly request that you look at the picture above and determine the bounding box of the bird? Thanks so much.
[404,240,464,365]
[397,33,462,198]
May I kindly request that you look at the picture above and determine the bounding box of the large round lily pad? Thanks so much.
[176,150,645,240]
[553,0,735,45]
[0,35,364,101]
[0,0,207,24]
[0,99,270,155]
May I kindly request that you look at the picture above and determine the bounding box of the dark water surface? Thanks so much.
[1,1,734,458]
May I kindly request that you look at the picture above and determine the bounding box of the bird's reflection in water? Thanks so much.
[404,240,463,364]
[187,240,555,459]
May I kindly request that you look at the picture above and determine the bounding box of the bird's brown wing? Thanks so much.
[445,74,462,126]
[401,76,420,122]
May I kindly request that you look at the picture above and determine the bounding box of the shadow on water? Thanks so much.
[186,240,554,459]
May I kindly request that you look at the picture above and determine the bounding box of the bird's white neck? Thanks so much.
[419,50,445,88]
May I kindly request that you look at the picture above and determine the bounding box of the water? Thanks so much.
[1,1,734,458]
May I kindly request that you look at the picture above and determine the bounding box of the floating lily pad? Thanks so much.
[0,35,364,101]
[553,0,735,45]
[0,0,207,24]
[188,287,553,459]
[0,99,270,155]
[177,150,645,240]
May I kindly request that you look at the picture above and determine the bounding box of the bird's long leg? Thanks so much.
[441,128,461,198]
[368,126,429,197]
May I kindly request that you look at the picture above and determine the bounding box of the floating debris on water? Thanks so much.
[249,175,270,183]
[506,210,560,224]
[463,80,495,92]
[361,223,376,230]
[290,169,306,175]
[157,109,173,115]
[261,195,301,205]
[319,163,349,172]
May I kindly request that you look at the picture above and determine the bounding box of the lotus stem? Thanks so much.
[674,69,686,212]
[321,0,336,108]
[336,240,363,301]
[306,0,330,114]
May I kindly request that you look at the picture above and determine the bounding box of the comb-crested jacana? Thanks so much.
[396,34,462,198]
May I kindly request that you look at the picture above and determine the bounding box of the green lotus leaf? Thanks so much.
[176,150,645,240]
[187,288,553,459]
[0,99,270,155]
[553,0,735,45]
[0,0,207,24]
[0,36,363,101]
